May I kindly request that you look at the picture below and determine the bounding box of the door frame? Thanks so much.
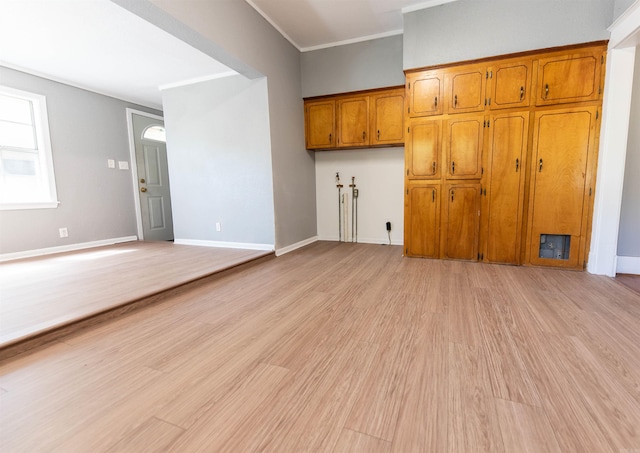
[125,108,166,240]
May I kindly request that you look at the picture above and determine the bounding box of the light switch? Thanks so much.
[107,159,115,168]
[118,161,129,170]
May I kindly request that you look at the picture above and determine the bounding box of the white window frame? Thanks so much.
[0,85,59,210]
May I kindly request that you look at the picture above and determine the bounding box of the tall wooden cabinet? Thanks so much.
[404,41,606,269]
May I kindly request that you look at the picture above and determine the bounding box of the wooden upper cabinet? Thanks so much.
[488,59,532,110]
[337,95,369,148]
[445,65,487,114]
[406,118,441,180]
[370,89,404,146]
[535,50,604,106]
[406,70,444,117]
[305,99,336,149]
[443,114,484,180]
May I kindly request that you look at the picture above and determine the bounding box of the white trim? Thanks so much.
[0,236,137,262]
[174,238,274,251]
[401,0,460,14]
[609,0,640,48]
[0,62,163,111]
[616,256,640,275]
[125,108,165,241]
[275,236,318,256]
[317,235,403,246]
[158,71,238,91]
[588,4,639,276]
[0,201,59,210]
[300,30,403,53]
[245,0,301,51]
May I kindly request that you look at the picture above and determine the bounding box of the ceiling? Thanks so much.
[0,0,235,110]
[247,0,458,51]
[0,0,456,110]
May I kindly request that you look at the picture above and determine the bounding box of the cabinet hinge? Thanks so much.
[488,98,491,106]
[481,167,484,175]
[601,55,604,64]
[589,187,592,196]
[596,110,599,120]
[406,188,409,195]
[408,82,411,89]
[407,126,410,133]
[598,87,602,95]
[486,71,492,79]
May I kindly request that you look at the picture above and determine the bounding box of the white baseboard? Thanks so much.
[275,236,318,256]
[174,238,274,252]
[317,235,403,246]
[0,236,138,262]
[616,255,640,275]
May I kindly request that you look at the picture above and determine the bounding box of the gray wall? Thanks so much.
[617,45,640,257]
[301,35,405,97]
[614,0,636,20]
[404,0,614,69]
[161,75,275,245]
[0,66,160,254]
[127,0,316,250]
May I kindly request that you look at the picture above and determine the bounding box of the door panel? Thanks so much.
[485,112,528,264]
[489,60,532,110]
[405,184,440,258]
[132,113,173,241]
[444,115,484,179]
[528,107,596,267]
[337,96,369,147]
[371,90,404,145]
[407,71,443,117]
[305,100,335,149]
[406,119,441,179]
[444,184,480,260]
[536,52,602,105]
[445,66,486,114]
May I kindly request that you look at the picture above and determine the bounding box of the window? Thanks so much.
[0,86,58,209]
[142,125,166,142]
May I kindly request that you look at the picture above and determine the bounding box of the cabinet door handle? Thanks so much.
[432,161,437,175]
[377,130,380,140]
[520,86,525,100]
[451,161,455,175]
[434,96,438,108]
[516,158,520,172]
[451,190,455,202]
[363,131,366,140]
[432,189,435,202]
[539,158,543,172]
[454,94,458,108]
[544,84,549,99]
[329,133,332,143]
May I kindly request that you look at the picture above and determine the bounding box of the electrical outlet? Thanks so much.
[118,161,129,170]
[216,222,221,232]
[59,227,68,238]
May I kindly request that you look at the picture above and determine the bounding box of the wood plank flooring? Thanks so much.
[1,241,639,452]
[0,241,271,349]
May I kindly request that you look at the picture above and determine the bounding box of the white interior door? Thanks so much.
[132,113,174,241]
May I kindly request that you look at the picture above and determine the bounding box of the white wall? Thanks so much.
[161,75,275,248]
[315,148,404,244]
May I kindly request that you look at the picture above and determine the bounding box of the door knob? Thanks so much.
[141,187,147,192]
[140,178,146,183]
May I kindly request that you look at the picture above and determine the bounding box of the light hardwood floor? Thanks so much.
[0,241,271,349]
[1,241,639,452]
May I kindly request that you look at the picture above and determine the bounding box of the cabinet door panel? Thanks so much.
[407,71,443,117]
[444,184,480,260]
[444,115,484,179]
[528,107,597,268]
[446,67,486,114]
[337,96,369,147]
[536,52,603,105]
[405,184,440,258]
[406,119,441,179]
[485,112,528,264]
[371,90,404,146]
[490,60,532,110]
[305,100,335,149]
